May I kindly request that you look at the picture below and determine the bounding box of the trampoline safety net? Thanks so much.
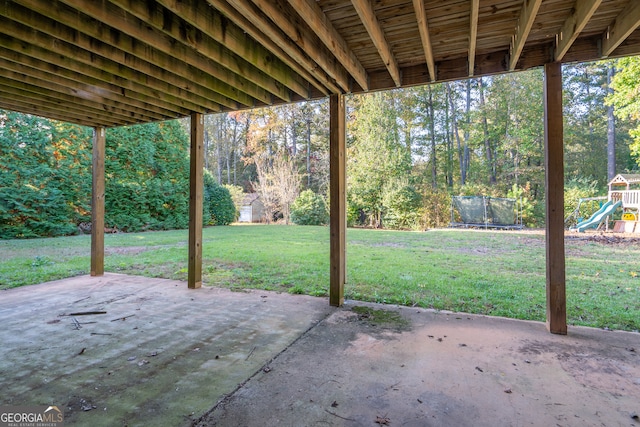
[451,196,521,229]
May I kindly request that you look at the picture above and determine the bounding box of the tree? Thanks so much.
[347,91,412,227]
[607,56,640,167]
[291,190,329,225]
[253,150,300,224]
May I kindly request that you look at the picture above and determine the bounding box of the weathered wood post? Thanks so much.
[188,113,204,289]
[91,127,105,277]
[544,62,567,334]
[329,94,346,306]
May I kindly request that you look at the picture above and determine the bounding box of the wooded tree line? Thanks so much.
[2,59,639,237]
[204,60,638,228]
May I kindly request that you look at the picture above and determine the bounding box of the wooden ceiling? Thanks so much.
[1,0,640,127]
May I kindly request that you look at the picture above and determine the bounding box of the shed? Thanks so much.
[238,193,265,223]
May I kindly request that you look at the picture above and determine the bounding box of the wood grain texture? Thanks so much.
[91,128,106,277]
[544,62,566,335]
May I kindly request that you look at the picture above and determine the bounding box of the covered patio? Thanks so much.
[1,274,638,426]
[2,0,640,334]
[2,0,640,424]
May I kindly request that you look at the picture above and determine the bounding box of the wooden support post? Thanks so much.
[329,94,346,306]
[188,113,204,289]
[91,127,105,276]
[544,62,567,335]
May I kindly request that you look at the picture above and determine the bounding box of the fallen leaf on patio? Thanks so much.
[137,359,149,366]
[375,415,390,425]
[331,401,338,408]
[475,366,483,372]
[504,388,512,394]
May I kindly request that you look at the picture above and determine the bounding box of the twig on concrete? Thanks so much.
[246,346,256,360]
[110,314,136,322]
[68,311,107,316]
[324,409,356,421]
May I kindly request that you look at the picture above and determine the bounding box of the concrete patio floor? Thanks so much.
[1,274,639,426]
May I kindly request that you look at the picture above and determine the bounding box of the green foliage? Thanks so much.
[223,184,244,219]
[381,180,421,229]
[347,91,412,228]
[204,171,236,225]
[0,113,193,237]
[563,178,603,227]
[608,57,640,167]
[291,190,328,225]
[0,111,90,238]
[416,186,451,229]
[507,183,538,227]
[104,121,190,231]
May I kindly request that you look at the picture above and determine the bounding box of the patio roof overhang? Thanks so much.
[1,0,639,127]
[3,0,640,335]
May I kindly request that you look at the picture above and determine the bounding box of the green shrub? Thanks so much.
[291,190,329,225]
[204,172,236,225]
[382,181,421,229]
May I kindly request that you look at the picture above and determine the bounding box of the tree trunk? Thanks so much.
[216,117,223,184]
[428,85,437,188]
[607,64,616,181]
[478,78,496,184]
[306,116,312,188]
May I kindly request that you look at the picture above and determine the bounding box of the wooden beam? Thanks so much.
[412,0,436,82]
[287,0,369,91]
[52,0,266,106]
[157,0,311,100]
[509,0,543,70]
[9,0,242,110]
[240,0,351,92]
[543,62,566,335]
[555,0,602,61]
[188,113,204,289]
[602,0,640,58]
[1,2,234,112]
[207,0,336,95]
[0,79,124,127]
[0,98,117,128]
[0,17,209,117]
[469,0,480,77]
[112,0,296,103]
[91,127,106,277]
[0,58,169,124]
[329,94,346,307]
[351,0,401,87]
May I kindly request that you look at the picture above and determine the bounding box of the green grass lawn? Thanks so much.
[1,225,638,332]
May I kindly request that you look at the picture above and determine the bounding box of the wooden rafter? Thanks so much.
[555,0,602,61]
[116,0,307,101]
[602,0,640,58]
[239,0,351,92]
[3,1,238,111]
[287,0,369,91]
[0,29,205,116]
[509,0,543,70]
[469,0,480,77]
[0,59,167,124]
[207,0,336,95]
[351,0,401,87]
[412,0,436,82]
[49,0,266,107]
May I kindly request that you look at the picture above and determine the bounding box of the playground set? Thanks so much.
[568,174,640,233]
[450,174,640,232]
